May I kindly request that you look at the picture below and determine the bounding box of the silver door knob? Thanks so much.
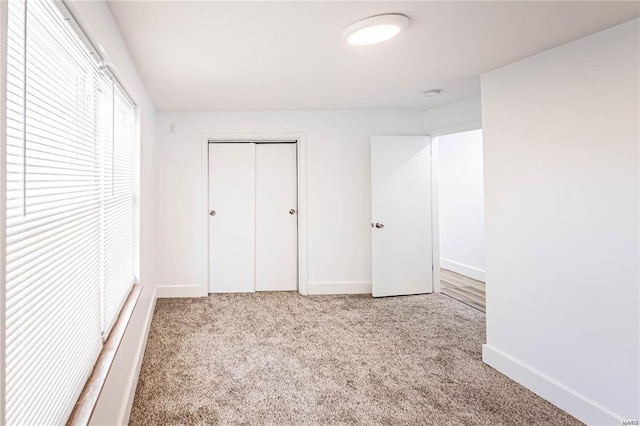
[375,223,384,228]
[209,210,216,216]
[289,209,296,215]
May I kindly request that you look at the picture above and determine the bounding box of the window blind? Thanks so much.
[101,79,136,336]
[4,0,137,423]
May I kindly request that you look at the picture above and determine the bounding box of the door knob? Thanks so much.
[289,209,296,215]
[209,210,216,216]
[375,223,384,228]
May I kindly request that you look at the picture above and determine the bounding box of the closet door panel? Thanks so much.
[208,143,256,293]
[255,144,298,291]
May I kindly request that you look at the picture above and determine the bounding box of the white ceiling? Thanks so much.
[106,1,639,111]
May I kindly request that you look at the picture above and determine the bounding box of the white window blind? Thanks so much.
[101,79,136,336]
[4,0,137,423]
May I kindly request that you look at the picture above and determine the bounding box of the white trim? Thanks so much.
[440,258,485,282]
[0,1,8,422]
[132,106,141,288]
[201,132,309,297]
[482,344,623,425]
[308,281,372,295]
[118,286,157,426]
[430,137,441,293]
[156,285,204,299]
[201,137,210,297]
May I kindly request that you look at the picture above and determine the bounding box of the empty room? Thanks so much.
[0,1,638,425]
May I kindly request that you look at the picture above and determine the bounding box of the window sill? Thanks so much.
[67,284,143,426]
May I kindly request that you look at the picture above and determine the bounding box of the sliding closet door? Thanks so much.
[255,144,298,291]
[208,143,255,293]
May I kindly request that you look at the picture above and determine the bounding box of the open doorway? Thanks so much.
[435,129,485,311]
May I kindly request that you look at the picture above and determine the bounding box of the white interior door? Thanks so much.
[209,143,255,293]
[371,136,433,297]
[255,144,298,291]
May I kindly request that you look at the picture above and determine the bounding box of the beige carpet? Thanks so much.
[130,293,580,425]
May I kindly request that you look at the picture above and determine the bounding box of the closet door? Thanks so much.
[255,144,298,291]
[208,143,256,293]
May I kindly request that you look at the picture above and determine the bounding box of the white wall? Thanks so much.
[154,111,425,295]
[64,2,158,425]
[437,129,485,281]
[424,96,481,136]
[481,18,639,424]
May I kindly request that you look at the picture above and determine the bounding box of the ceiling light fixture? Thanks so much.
[342,14,409,46]
[423,89,442,98]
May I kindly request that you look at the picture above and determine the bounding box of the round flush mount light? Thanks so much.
[423,89,442,98]
[342,14,409,46]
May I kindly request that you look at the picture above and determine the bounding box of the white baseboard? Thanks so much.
[118,287,157,426]
[308,281,372,295]
[156,285,206,298]
[157,283,372,297]
[482,344,623,425]
[440,258,485,281]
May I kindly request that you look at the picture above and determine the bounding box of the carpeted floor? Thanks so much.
[129,292,580,425]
